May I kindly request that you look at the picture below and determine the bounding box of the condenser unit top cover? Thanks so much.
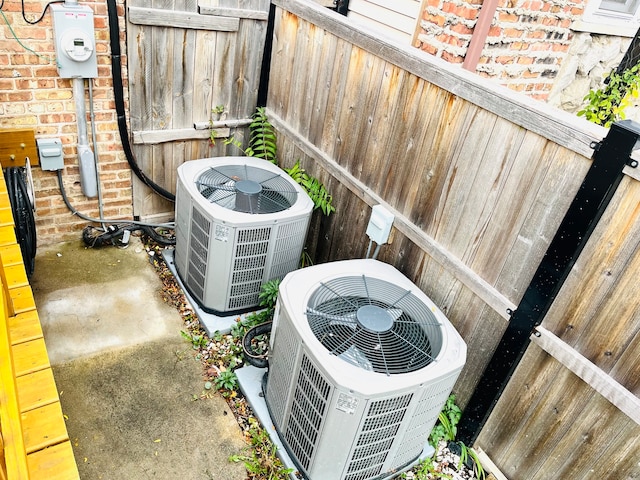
[274,259,466,395]
[177,156,313,224]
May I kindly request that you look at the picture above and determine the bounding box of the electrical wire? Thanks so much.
[88,79,106,229]
[20,0,63,24]
[5,167,36,277]
[365,239,382,259]
[242,321,272,369]
[56,170,176,246]
[0,10,55,63]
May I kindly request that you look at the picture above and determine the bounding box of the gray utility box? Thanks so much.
[37,138,64,171]
[51,3,98,79]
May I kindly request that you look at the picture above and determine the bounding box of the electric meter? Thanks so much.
[51,4,98,78]
[60,30,95,62]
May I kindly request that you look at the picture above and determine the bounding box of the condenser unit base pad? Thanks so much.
[236,365,300,479]
[162,249,265,336]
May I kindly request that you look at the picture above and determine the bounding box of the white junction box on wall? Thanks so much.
[366,204,394,244]
[51,3,98,78]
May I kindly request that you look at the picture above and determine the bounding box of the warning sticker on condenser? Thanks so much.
[214,224,229,242]
[336,392,359,415]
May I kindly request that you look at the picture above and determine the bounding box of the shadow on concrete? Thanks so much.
[30,238,246,480]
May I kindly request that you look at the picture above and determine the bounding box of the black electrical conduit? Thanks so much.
[56,170,175,246]
[4,167,36,277]
[106,0,175,202]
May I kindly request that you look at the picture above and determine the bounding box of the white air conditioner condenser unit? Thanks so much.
[174,156,313,315]
[265,259,467,480]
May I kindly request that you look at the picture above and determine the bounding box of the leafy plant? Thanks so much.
[285,160,335,216]
[429,394,462,448]
[231,311,272,341]
[214,370,238,392]
[230,417,294,479]
[458,442,486,480]
[224,107,278,163]
[180,329,208,349]
[209,105,228,146]
[423,394,486,480]
[258,278,280,313]
[212,104,226,117]
[248,107,278,163]
[577,64,640,128]
[300,248,314,268]
[403,456,452,480]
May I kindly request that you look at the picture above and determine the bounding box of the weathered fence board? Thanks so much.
[532,326,640,424]
[267,2,639,478]
[476,155,640,478]
[127,0,270,220]
[267,0,605,405]
[128,6,240,30]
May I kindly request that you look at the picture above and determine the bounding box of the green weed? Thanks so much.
[229,418,293,479]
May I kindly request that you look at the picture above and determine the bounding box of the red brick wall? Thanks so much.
[416,0,586,100]
[0,0,131,245]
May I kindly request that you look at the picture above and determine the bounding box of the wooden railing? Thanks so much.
[0,171,79,479]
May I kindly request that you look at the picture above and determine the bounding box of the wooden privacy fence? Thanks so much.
[126,0,271,221]
[263,1,640,478]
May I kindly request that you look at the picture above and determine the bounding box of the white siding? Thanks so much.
[347,0,422,44]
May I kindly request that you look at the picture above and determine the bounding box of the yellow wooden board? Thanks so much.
[27,440,80,480]
[8,310,43,346]
[0,226,16,247]
[16,368,60,413]
[0,129,39,168]
[0,207,13,228]
[1,264,29,290]
[21,402,69,454]
[0,282,30,479]
[0,244,24,266]
[11,337,50,377]
[8,285,36,315]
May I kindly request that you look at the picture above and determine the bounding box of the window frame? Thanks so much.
[573,0,640,36]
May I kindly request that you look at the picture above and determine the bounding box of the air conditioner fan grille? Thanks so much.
[306,275,443,375]
[196,164,297,213]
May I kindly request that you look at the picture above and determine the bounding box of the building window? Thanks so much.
[574,0,640,36]
[600,0,639,15]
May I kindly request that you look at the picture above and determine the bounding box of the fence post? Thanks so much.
[457,119,640,445]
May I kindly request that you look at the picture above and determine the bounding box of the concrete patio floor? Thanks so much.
[29,237,246,480]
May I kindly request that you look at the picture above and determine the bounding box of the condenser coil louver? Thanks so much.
[174,157,313,315]
[265,259,467,480]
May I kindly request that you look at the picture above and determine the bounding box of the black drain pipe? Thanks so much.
[257,3,276,107]
[457,120,640,444]
[335,0,350,15]
[106,0,175,202]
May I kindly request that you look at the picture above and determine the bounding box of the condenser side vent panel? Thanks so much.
[186,206,211,303]
[283,353,332,473]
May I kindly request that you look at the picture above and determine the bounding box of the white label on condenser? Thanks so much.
[336,392,359,415]
[214,224,229,242]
